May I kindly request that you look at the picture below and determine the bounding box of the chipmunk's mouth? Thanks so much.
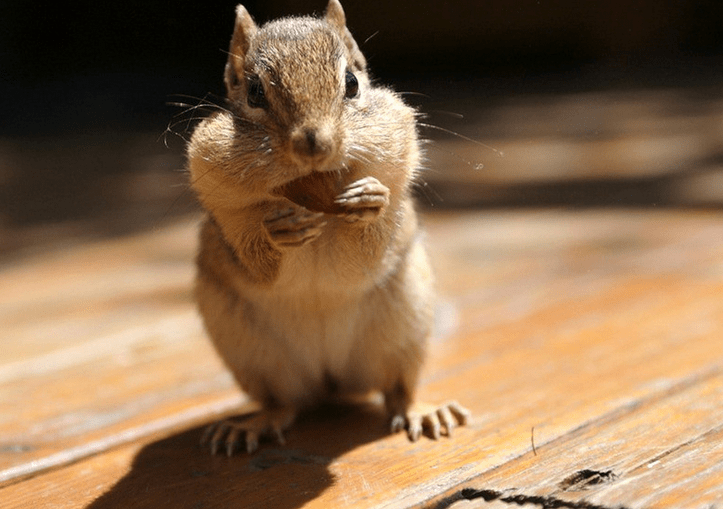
[272,169,348,214]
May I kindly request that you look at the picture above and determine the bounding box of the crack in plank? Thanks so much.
[421,365,723,509]
[434,487,629,509]
[558,470,617,491]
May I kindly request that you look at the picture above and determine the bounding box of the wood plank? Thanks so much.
[434,369,723,508]
[0,334,242,481]
[423,89,723,206]
[0,219,244,479]
[2,210,723,508]
[0,220,199,363]
[4,290,722,508]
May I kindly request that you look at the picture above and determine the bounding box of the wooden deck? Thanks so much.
[1,208,722,508]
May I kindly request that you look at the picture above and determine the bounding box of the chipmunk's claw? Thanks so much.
[264,208,326,247]
[334,176,389,222]
[201,408,296,456]
[389,401,470,442]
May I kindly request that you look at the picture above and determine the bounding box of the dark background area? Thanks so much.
[1,0,722,255]
[2,0,722,136]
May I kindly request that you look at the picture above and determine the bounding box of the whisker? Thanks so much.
[156,184,198,228]
[418,122,503,157]
[414,178,444,207]
[426,140,486,171]
[427,110,465,120]
[167,93,230,113]
[363,31,379,45]
[398,91,431,99]
[188,164,216,188]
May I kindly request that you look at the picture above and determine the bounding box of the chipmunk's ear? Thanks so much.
[324,0,366,72]
[225,4,258,92]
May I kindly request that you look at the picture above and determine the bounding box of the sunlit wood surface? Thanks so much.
[1,209,722,508]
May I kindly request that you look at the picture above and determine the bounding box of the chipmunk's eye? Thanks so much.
[344,70,359,99]
[247,76,268,109]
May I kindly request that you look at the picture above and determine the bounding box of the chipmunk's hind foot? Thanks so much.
[201,407,297,456]
[389,401,470,442]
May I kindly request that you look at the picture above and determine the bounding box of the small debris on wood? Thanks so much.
[559,469,617,491]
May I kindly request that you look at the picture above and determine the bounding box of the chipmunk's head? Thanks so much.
[224,0,368,178]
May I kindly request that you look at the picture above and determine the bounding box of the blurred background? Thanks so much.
[1,0,723,258]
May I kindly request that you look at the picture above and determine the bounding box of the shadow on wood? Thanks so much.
[87,402,389,509]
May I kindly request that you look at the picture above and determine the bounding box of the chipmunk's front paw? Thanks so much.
[334,177,390,222]
[389,401,471,442]
[264,207,326,247]
[201,407,297,456]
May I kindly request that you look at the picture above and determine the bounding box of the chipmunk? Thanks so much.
[187,0,469,455]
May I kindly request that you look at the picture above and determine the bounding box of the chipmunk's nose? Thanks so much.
[290,126,334,164]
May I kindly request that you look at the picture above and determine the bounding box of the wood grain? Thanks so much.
[424,89,723,207]
[1,210,723,508]
[0,220,241,478]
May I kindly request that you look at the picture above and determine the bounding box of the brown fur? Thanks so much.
[187,0,467,455]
